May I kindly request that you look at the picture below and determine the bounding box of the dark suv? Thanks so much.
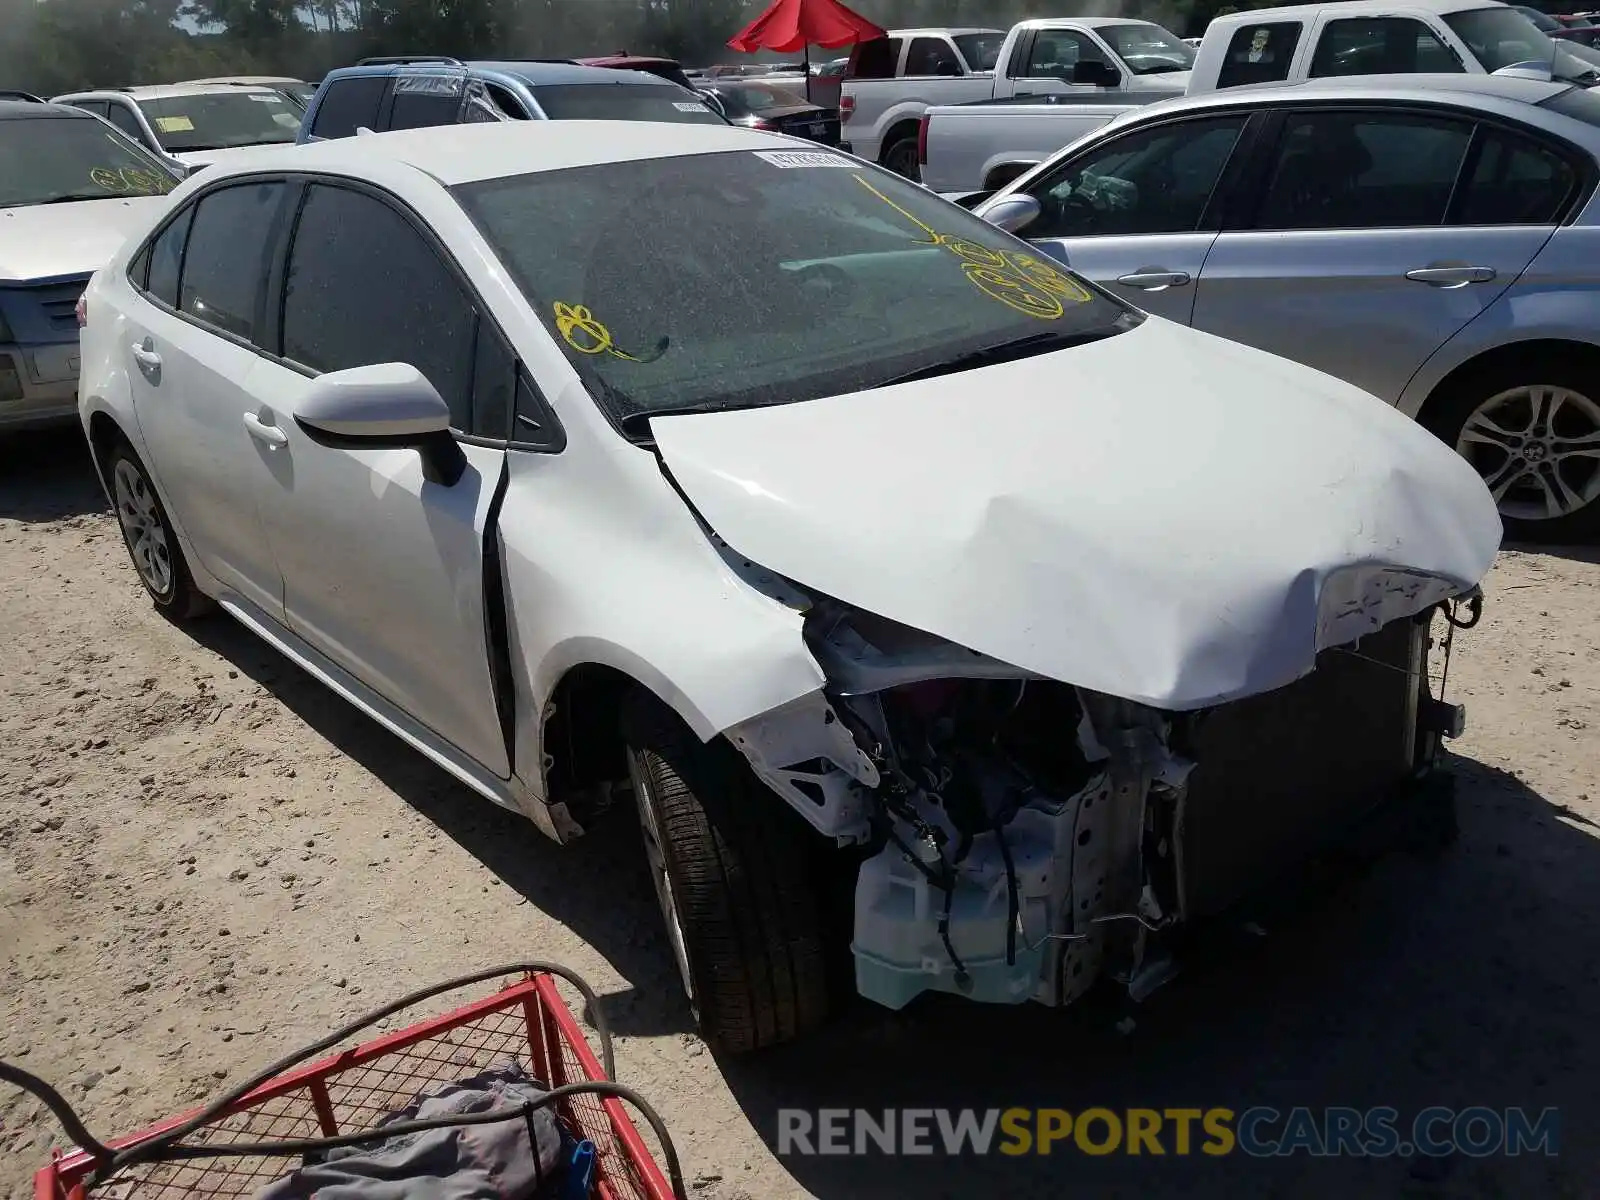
[298,56,729,141]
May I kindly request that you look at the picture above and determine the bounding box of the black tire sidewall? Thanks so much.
[106,444,188,610]
[1422,357,1600,544]
[882,137,921,181]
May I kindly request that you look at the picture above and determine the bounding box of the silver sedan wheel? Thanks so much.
[627,748,698,1013]
[1455,384,1600,522]
[112,458,173,596]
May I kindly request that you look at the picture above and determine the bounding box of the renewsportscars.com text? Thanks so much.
[776,1106,1560,1158]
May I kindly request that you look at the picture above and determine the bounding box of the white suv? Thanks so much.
[78,120,1496,1050]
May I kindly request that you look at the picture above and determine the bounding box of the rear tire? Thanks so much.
[881,134,921,182]
[621,688,831,1053]
[104,442,212,621]
[1421,354,1600,543]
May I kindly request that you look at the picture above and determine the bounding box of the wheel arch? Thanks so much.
[1415,338,1600,428]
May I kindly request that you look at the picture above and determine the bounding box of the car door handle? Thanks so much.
[1116,270,1192,290]
[129,340,162,378]
[242,411,288,448]
[1404,265,1497,287]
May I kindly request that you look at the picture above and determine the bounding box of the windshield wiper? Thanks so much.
[872,324,1133,389]
[33,191,134,205]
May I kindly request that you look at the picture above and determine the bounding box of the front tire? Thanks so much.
[105,442,211,621]
[1422,356,1600,543]
[621,688,831,1053]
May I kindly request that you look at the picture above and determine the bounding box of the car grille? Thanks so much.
[0,278,90,344]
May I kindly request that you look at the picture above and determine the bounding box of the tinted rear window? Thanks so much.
[529,83,726,123]
[311,75,389,138]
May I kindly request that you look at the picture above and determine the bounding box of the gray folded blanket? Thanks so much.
[255,1060,567,1200]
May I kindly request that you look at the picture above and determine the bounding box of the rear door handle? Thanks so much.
[242,411,288,448]
[129,340,162,379]
[1404,265,1497,287]
[1116,270,1192,290]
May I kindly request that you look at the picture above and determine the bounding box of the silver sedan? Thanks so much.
[977,74,1600,542]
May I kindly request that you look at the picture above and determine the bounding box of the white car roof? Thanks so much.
[53,83,282,102]
[188,120,808,187]
[1210,0,1506,22]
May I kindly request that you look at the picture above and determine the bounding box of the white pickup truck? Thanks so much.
[921,0,1600,195]
[842,18,1195,176]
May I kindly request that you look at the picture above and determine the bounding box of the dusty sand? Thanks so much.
[2,427,1597,1199]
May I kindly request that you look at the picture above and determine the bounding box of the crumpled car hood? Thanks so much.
[651,317,1501,710]
[0,197,169,283]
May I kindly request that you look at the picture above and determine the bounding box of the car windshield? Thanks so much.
[138,91,302,151]
[1098,22,1198,74]
[0,115,177,208]
[454,149,1135,428]
[528,83,726,123]
[715,85,810,115]
[1516,6,1562,31]
[1443,6,1600,81]
[953,33,1006,71]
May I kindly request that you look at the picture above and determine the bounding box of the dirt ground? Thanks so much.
[2,426,1597,1200]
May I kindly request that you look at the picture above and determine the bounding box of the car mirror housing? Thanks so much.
[975,192,1042,236]
[294,362,467,486]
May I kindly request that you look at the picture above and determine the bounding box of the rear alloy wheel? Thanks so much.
[882,135,921,182]
[621,688,831,1054]
[1426,364,1600,543]
[106,444,211,620]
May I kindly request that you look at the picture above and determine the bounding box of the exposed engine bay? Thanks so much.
[722,594,1477,1013]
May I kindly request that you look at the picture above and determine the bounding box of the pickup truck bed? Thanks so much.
[920,95,1140,195]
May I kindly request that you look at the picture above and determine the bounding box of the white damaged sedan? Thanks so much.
[78,121,1501,1052]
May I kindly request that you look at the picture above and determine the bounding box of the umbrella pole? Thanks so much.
[804,44,812,102]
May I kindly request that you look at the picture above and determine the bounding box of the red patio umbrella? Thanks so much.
[727,0,887,101]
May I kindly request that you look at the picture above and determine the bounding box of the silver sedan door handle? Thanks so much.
[1115,269,1192,290]
[1404,265,1497,287]
[242,410,288,448]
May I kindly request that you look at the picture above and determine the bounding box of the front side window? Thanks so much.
[1025,115,1249,237]
[1095,23,1196,75]
[454,149,1134,428]
[1444,6,1600,84]
[137,92,301,152]
[527,83,725,123]
[104,103,147,143]
[178,181,286,342]
[281,184,476,429]
[1255,112,1472,230]
[1023,31,1111,79]
[953,33,1006,72]
[0,114,177,208]
[1455,128,1579,225]
[1309,18,1464,76]
[1217,22,1304,87]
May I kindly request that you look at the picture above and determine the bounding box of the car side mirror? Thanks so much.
[1071,60,1121,87]
[975,192,1042,235]
[293,362,468,486]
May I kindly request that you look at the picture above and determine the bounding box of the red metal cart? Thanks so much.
[29,969,680,1200]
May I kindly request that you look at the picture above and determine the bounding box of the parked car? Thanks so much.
[1191,0,1600,91]
[50,83,304,171]
[972,74,1600,540]
[920,95,1131,195]
[0,99,177,431]
[180,76,319,109]
[843,21,1192,178]
[298,57,727,140]
[79,119,1495,1052]
[575,55,698,91]
[696,81,841,145]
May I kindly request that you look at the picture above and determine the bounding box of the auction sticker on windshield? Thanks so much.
[154,116,194,133]
[673,101,709,112]
[754,150,855,169]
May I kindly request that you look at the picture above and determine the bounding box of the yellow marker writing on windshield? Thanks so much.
[851,174,1091,319]
[553,302,653,362]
